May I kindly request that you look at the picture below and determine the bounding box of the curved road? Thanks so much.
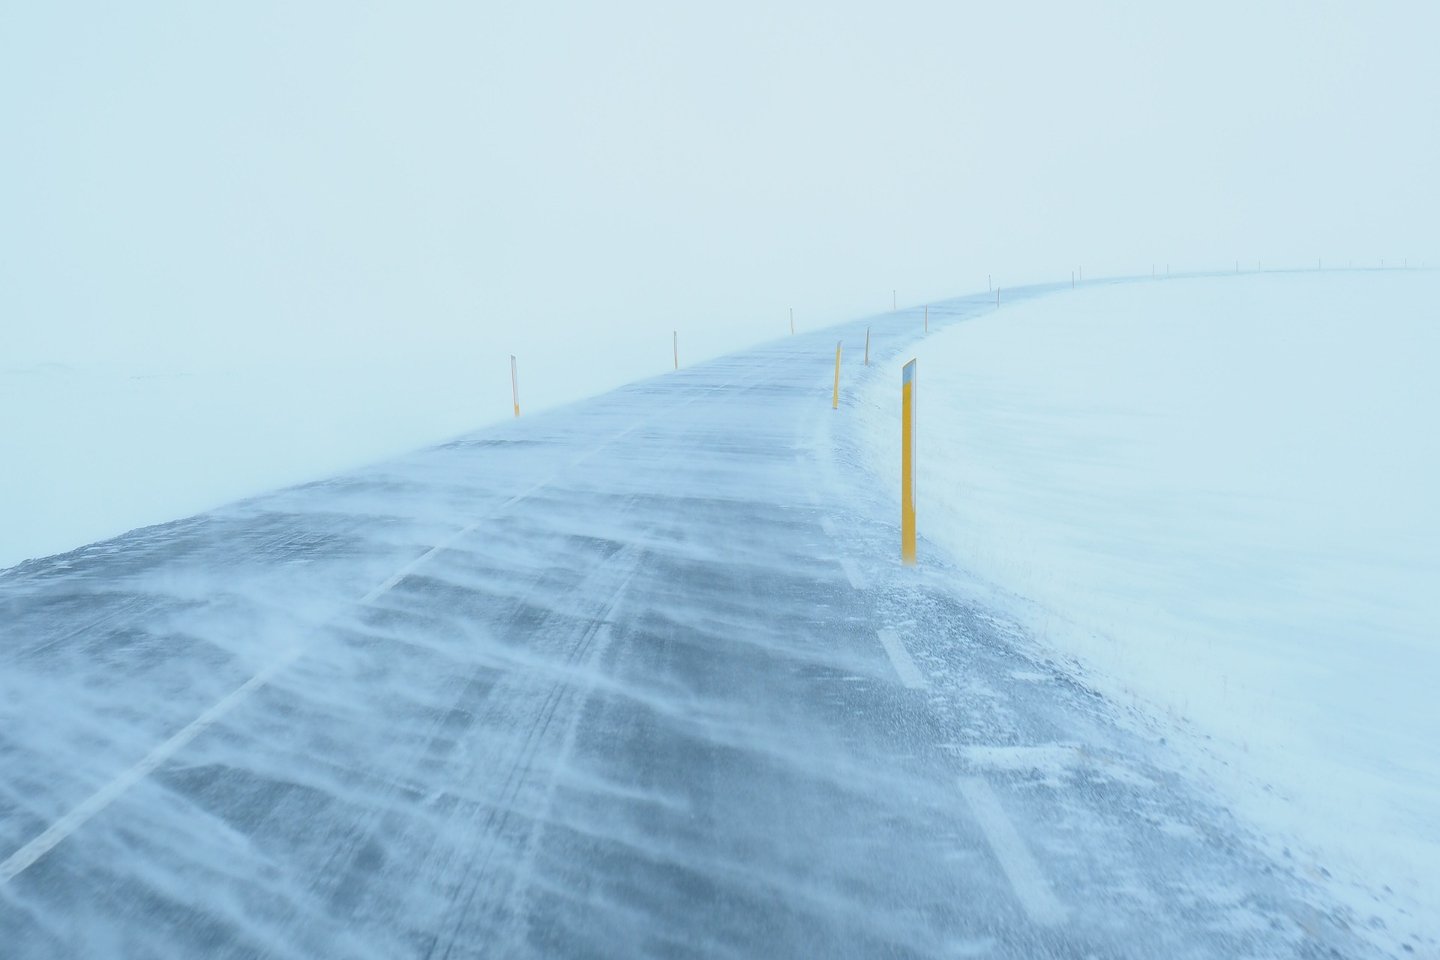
[0,283,1377,958]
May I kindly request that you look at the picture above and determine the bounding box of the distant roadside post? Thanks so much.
[673,331,678,370]
[832,341,843,410]
[865,327,871,366]
[901,358,917,565]
[510,355,520,418]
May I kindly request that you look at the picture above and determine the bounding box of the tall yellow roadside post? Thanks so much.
[831,341,842,409]
[510,355,520,417]
[901,358,917,565]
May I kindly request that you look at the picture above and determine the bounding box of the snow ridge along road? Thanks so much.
[0,277,1389,958]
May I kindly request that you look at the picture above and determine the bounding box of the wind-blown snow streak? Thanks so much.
[0,279,1403,958]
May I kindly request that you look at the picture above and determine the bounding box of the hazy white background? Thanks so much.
[3,1,1438,562]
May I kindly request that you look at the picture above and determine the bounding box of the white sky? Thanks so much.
[3,1,1437,415]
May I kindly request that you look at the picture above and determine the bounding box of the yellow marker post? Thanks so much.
[901,358,917,565]
[864,326,870,366]
[924,305,929,333]
[832,340,842,410]
[510,354,520,417]
[673,331,678,370]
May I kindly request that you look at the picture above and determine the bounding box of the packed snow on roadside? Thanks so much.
[857,271,1440,944]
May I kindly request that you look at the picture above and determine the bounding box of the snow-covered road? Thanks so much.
[0,284,1387,958]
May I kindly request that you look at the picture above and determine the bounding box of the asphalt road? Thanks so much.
[0,283,1377,958]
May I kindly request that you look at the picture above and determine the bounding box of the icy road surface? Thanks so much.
[0,282,1384,958]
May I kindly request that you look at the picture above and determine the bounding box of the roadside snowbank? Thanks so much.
[858,271,1440,942]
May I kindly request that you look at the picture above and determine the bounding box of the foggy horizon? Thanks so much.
[4,1,1436,418]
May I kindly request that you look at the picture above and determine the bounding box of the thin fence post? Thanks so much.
[510,355,520,418]
[832,341,843,410]
[673,331,678,370]
[865,327,870,366]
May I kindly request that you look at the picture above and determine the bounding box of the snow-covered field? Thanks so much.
[0,340,723,571]
[0,359,475,570]
[858,270,1440,938]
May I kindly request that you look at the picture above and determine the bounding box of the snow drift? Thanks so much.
[858,270,1440,937]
